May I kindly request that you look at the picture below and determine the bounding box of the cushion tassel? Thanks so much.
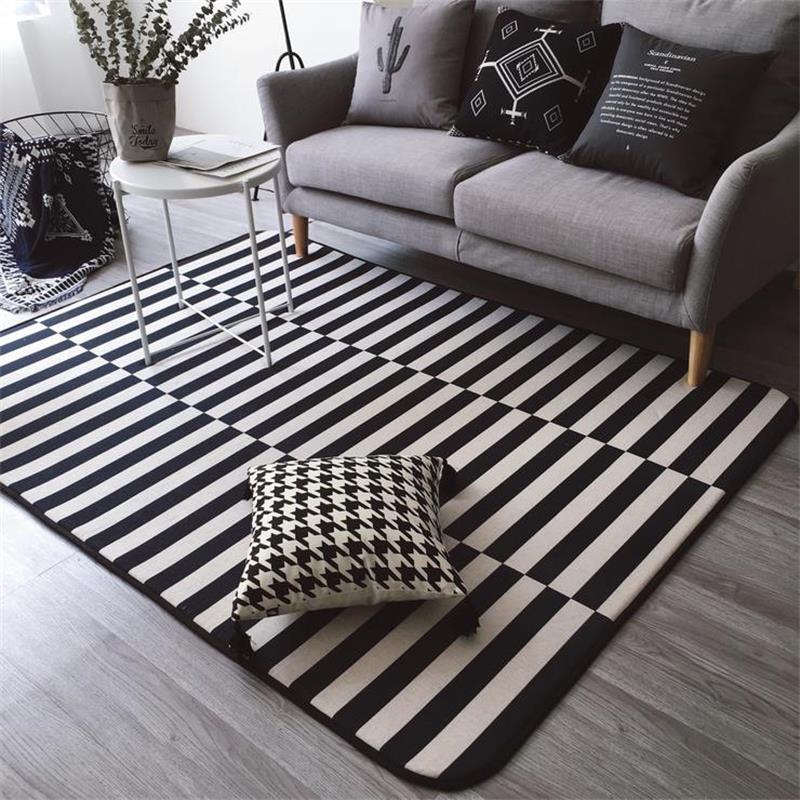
[440,460,460,502]
[229,620,254,661]
[455,596,480,637]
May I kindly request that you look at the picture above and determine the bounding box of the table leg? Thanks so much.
[162,199,184,309]
[243,181,273,368]
[272,176,294,313]
[113,181,152,366]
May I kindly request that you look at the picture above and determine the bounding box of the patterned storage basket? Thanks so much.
[0,111,117,312]
[1,111,115,188]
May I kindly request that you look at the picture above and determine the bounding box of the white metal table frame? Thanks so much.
[110,148,293,368]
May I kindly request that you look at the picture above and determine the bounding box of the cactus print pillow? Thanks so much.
[345,0,476,129]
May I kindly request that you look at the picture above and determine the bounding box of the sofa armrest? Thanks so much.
[256,54,357,148]
[683,113,799,330]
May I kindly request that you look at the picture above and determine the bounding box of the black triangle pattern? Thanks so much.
[232,455,467,622]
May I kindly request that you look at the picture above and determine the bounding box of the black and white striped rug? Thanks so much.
[1,232,796,789]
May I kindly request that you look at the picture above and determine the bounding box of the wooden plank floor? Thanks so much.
[1,188,797,799]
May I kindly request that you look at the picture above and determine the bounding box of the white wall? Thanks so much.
[0,0,104,121]
[0,1,363,134]
[170,0,363,136]
[0,18,38,120]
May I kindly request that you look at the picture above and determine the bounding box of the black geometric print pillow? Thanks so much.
[450,7,622,154]
[230,455,470,655]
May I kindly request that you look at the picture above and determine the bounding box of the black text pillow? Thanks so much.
[450,8,622,154]
[566,25,770,195]
[346,0,476,129]
[230,455,470,655]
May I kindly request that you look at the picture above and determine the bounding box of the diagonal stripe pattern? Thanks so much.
[1,231,796,789]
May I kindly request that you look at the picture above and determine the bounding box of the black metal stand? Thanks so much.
[253,0,304,202]
[274,0,305,72]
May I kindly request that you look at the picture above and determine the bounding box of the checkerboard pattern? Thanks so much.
[1,232,795,788]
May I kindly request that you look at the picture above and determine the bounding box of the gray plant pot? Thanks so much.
[103,81,176,162]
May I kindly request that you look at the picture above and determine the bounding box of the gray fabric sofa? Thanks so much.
[257,0,799,386]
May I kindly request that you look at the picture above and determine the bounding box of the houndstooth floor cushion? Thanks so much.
[1,232,796,788]
[233,455,466,624]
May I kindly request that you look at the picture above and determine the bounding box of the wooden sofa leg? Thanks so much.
[687,328,715,387]
[292,215,308,258]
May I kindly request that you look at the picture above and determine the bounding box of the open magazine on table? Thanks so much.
[162,135,280,178]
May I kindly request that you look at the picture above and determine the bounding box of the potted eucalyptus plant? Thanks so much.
[69,0,250,162]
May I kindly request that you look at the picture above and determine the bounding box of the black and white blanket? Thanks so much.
[0,128,115,313]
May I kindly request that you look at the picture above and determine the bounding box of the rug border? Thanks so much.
[1,236,797,791]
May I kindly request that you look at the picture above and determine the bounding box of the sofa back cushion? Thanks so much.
[600,0,797,53]
[461,0,600,89]
[601,0,799,162]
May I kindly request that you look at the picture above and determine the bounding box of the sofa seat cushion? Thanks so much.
[453,152,706,290]
[286,126,517,219]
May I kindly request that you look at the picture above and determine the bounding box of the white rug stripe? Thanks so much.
[608,374,691,451]
[2,393,172,484]
[98,445,281,560]
[44,420,234,520]
[2,366,130,436]
[381,297,488,364]
[252,358,404,445]
[163,534,251,616]
[25,404,200,504]
[649,378,747,466]
[462,435,605,553]
[467,324,571,397]
[347,290,460,352]
[286,372,429,460]
[505,451,643,575]
[75,436,251,543]
[185,331,334,418]
[2,354,112,418]
[572,354,675,436]
[1,327,71,369]
[270,606,381,688]
[549,469,687,597]
[132,504,252,584]
[444,422,563,528]
[396,395,497,457]
[502,333,606,408]
[404,598,593,777]
[310,554,499,718]
[322,281,441,344]
[410,306,521,374]
[536,343,639,421]
[691,389,789,484]
[1,380,154,462]
[299,271,413,333]
[2,344,85,392]
[356,576,545,750]
[221,344,372,431]
[336,383,464,457]
[597,486,725,619]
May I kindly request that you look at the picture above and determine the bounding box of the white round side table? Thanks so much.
[110,140,293,368]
